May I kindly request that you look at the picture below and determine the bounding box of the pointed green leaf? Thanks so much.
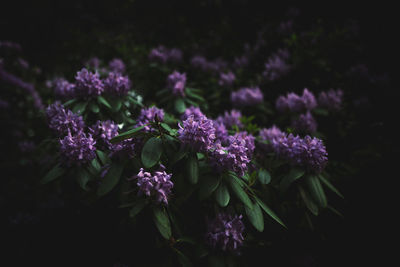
[153,207,172,240]
[319,175,344,199]
[63,99,77,106]
[90,102,100,113]
[305,175,327,208]
[175,98,186,114]
[129,199,147,218]
[111,99,122,112]
[77,169,91,191]
[91,158,101,172]
[40,164,65,184]
[258,169,271,185]
[175,249,193,267]
[72,102,88,114]
[97,96,112,109]
[227,176,253,210]
[96,150,109,165]
[245,201,264,232]
[141,137,163,168]
[299,185,319,216]
[215,183,230,207]
[254,197,287,228]
[110,126,145,144]
[97,162,124,196]
[279,167,305,192]
[186,153,199,184]
[199,177,220,200]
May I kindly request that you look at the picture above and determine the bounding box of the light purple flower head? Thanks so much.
[233,55,249,69]
[216,109,243,129]
[134,165,173,205]
[59,130,96,166]
[291,111,317,134]
[234,131,255,158]
[231,87,263,107]
[104,72,131,96]
[52,78,75,99]
[46,102,85,136]
[301,88,317,110]
[263,49,291,81]
[167,71,186,97]
[206,213,245,254]
[90,120,119,143]
[178,114,216,152]
[181,106,204,121]
[318,89,343,111]
[108,58,126,74]
[136,106,165,132]
[149,45,169,63]
[74,68,104,97]
[190,55,208,71]
[167,48,183,63]
[276,89,316,113]
[213,120,229,145]
[258,125,286,152]
[286,92,305,112]
[218,71,236,87]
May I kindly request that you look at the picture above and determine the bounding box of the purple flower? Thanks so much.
[258,125,286,152]
[108,58,125,74]
[109,138,136,159]
[318,89,343,111]
[206,213,245,254]
[181,106,204,121]
[263,49,291,81]
[231,87,263,107]
[90,120,119,147]
[286,93,305,112]
[291,111,317,134]
[213,120,229,145]
[167,71,186,97]
[190,55,208,71]
[133,165,173,205]
[275,89,317,113]
[190,55,227,73]
[46,102,85,136]
[233,55,249,69]
[59,130,96,166]
[104,72,131,96]
[178,115,216,152]
[218,71,236,87]
[52,78,75,99]
[301,88,317,110]
[167,48,183,63]
[216,110,243,129]
[149,46,183,64]
[74,68,104,97]
[233,131,255,158]
[136,106,165,132]
[275,95,289,113]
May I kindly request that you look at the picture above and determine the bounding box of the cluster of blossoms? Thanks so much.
[190,55,228,74]
[231,87,263,107]
[218,71,236,87]
[136,106,165,132]
[272,134,328,173]
[233,131,255,157]
[90,120,119,148]
[258,125,286,151]
[74,68,105,98]
[263,49,291,81]
[166,71,186,97]
[206,213,245,254]
[50,78,76,99]
[133,165,173,205]
[213,120,229,145]
[291,111,317,134]
[103,72,131,96]
[181,106,204,121]
[178,114,216,152]
[148,45,183,64]
[276,88,317,113]
[215,109,243,129]
[318,89,343,111]
[233,55,249,69]
[46,102,85,136]
[59,130,96,166]
[108,58,126,74]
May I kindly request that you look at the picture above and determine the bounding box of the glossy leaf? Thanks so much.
[215,183,230,207]
[97,96,112,109]
[245,200,264,232]
[153,207,172,240]
[299,185,319,216]
[110,126,145,144]
[258,169,271,185]
[97,162,124,196]
[279,167,305,192]
[129,199,147,218]
[40,164,65,184]
[77,169,91,191]
[319,175,344,199]
[306,175,327,208]
[227,176,253,210]
[254,196,287,228]
[72,102,87,114]
[175,98,186,114]
[90,102,100,113]
[199,177,220,200]
[96,150,109,165]
[186,153,199,184]
[141,137,163,168]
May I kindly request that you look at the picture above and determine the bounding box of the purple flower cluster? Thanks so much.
[190,55,228,73]
[233,55,249,69]
[46,102,85,136]
[181,106,204,121]
[233,131,255,157]
[258,125,286,152]
[216,109,243,129]
[213,120,229,145]
[218,71,236,87]
[59,131,96,166]
[51,78,76,99]
[90,120,119,144]
[134,165,173,205]
[148,45,183,64]
[231,87,263,107]
[167,71,186,97]
[263,49,291,81]
[178,115,216,152]
[103,72,131,96]
[276,88,317,113]
[108,58,126,74]
[206,213,245,254]
[74,68,104,98]
[272,134,328,173]
[136,106,165,132]
[291,111,317,134]
[318,89,343,111]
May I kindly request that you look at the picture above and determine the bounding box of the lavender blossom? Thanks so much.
[181,106,204,121]
[74,68,104,97]
[276,89,317,113]
[52,78,75,99]
[258,125,286,152]
[103,72,131,96]
[231,87,263,107]
[301,88,317,110]
[167,48,183,63]
[291,111,317,134]
[213,120,229,145]
[190,55,208,71]
[136,106,164,132]
[216,110,243,129]
[46,102,85,136]
[178,115,216,152]
[108,58,126,74]
[218,71,236,87]
[263,49,291,81]
[206,213,245,254]
[233,55,249,69]
[133,165,173,205]
[90,120,119,147]
[59,130,96,166]
[167,71,186,97]
[318,89,343,111]
[149,46,182,64]
[233,131,255,157]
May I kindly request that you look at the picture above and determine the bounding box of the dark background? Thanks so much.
[1,1,397,266]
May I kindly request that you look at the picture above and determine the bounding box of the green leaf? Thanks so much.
[111,99,122,112]
[77,169,91,191]
[141,137,163,168]
[227,176,253,210]
[129,199,147,218]
[305,175,327,208]
[199,177,220,200]
[97,96,112,109]
[254,197,287,228]
[110,125,145,144]
[175,249,193,267]
[160,122,173,133]
[258,169,271,185]
[90,102,100,113]
[279,167,305,192]
[186,153,199,184]
[215,183,230,207]
[91,158,101,172]
[171,150,188,165]
[245,201,264,232]
[72,102,87,114]
[96,150,109,165]
[186,90,205,102]
[40,164,65,184]
[63,99,77,106]
[175,98,186,114]
[153,207,172,240]
[299,185,319,216]
[319,175,344,199]
[97,162,124,196]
